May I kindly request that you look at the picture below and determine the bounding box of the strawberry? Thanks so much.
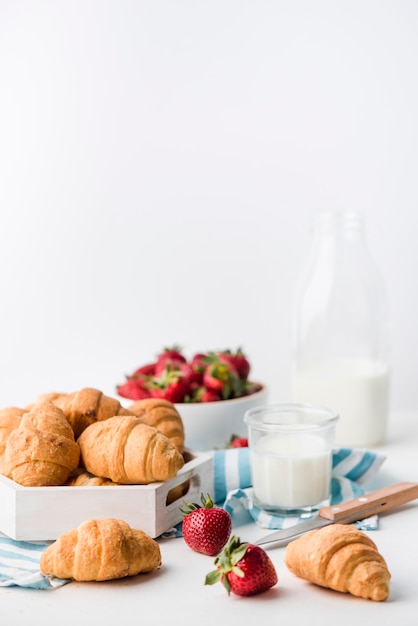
[148,366,190,403]
[132,362,157,377]
[180,493,232,556]
[154,347,188,377]
[191,352,208,369]
[157,346,187,365]
[203,359,242,400]
[154,357,184,378]
[154,360,201,387]
[179,362,202,386]
[188,354,208,384]
[117,378,151,400]
[193,386,222,403]
[205,535,278,596]
[228,434,249,448]
[218,349,251,380]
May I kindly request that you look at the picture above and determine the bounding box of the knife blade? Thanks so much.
[255,481,418,546]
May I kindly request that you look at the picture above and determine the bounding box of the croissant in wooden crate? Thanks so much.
[0,407,26,475]
[127,398,185,453]
[5,402,80,486]
[35,387,135,438]
[77,414,185,484]
[65,468,118,486]
[40,518,162,581]
[284,523,391,601]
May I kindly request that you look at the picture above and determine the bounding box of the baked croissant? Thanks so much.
[0,407,26,475]
[65,468,118,486]
[77,414,185,484]
[39,387,135,438]
[5,402,80,486]
[21,401,77,440]
[40,518,162,581]
[127,398,185,453]
[284,523,391,601]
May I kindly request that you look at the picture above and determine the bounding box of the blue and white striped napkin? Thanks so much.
[0,536,66,589]
[214,447,385,531]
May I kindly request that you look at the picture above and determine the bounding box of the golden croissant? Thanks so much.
[284,523,391,601]
[77,414,185,484]
[40,518,162,581]
[5,402,80,486]
[65,468,118,486]
[127,398,185,453]
[38,387,135,438]
[21,401,77,440]
[0,406,26,475]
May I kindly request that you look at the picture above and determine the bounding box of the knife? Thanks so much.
[255,481,418,546]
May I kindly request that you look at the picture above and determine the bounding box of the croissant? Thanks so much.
[65,468,118,486]
[20,401,77,440]
[77,414,185,484]
[41,387,135,438]
[284,523,391,601]
[5,402,80,486]
[0,407,26,475]
[127,398,185,453]
[40,518,162,581]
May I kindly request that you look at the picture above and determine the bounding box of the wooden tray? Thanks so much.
[0,450,213,541]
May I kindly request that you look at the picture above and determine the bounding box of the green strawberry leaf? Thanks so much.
[204,569,222,586]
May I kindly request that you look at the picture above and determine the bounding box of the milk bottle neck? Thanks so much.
[311,209,366,247]
[294,208,389,366]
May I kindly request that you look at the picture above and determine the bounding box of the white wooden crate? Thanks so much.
[0,450,213,541]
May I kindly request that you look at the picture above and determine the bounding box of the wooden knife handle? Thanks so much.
[319,481,418,522]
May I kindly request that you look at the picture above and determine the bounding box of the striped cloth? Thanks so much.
[0,537,66,589]
[0,446,385,589]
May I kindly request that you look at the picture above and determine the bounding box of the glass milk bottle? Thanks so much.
[292,209,390,448]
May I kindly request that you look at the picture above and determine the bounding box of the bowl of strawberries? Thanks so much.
[116,346,267,450]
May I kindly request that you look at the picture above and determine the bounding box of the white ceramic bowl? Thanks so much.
[174,384,268,451]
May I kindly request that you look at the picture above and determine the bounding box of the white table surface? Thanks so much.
[1,410,418,625]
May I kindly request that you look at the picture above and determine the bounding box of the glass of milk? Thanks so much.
[244,403,339,516]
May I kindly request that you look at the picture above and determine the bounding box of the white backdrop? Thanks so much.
[0,0,417,415]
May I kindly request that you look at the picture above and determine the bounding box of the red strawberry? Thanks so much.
[205,535,278,596]
[148,366,190,403]
[191,352,208,368]
[190,383,222,402]
[117,378,151,400]
[193,386,222,403]
[157,346,187,365]
[154,360,201,386]
[179,362,202,386]
[181,493,232,556]
[218,348,251,380]
[154,357,184,378]
[132,362,157,377]
[188,355,207,385]
[190,352,208,379]
[229,435,249,448]
[203,360,242,400]
[155,347,187,377]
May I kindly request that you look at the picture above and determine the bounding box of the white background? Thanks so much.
[0,0,417,415]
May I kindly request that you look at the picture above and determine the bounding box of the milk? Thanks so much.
[251,431,331,511]
[292,359,390,447]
